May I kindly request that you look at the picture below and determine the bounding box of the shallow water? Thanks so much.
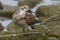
[0,19,12,31]
[0,20,12,28]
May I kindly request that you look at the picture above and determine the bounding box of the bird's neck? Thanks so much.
[19,11,26,15]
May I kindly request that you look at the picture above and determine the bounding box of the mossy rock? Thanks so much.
[48,37,58,40]
[36,5,60,17]
[35,5,60,40]
[0,11,14,19]
[7,22,23,32]
[18,0,42,8]
[0,5,19,19]
[0,32,47,40]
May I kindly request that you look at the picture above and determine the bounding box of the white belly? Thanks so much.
[18,11,26,18]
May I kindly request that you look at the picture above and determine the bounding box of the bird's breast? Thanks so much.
[18,12,26,18]
[25,14,36,25]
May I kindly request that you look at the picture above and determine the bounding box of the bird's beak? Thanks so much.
[26,9,32,13]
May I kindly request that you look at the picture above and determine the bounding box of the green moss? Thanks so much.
[0,5,19,19]
[36,5,60,18]
[0,11,14,19]
[7,22,23,32]
[0,32,47,40]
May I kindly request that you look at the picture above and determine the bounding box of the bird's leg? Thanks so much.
[26,26,32,32]
[23,27,25,33]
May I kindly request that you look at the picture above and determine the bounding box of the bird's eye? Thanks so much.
[24,7,27,9]
[21,8,24,10]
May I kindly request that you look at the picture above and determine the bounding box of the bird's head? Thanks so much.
[20,5,30,12]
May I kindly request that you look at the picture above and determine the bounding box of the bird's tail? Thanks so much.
[35,19,42,23]
[34,17,42,23]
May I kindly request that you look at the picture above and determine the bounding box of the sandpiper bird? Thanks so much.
[25,9,42,29]
[12,5,41,32]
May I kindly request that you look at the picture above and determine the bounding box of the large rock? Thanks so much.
[35,4,60,40]
[0,5,19,19]
[0,32,47,40]
[36,5,60,18]
[7,22,23,32]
